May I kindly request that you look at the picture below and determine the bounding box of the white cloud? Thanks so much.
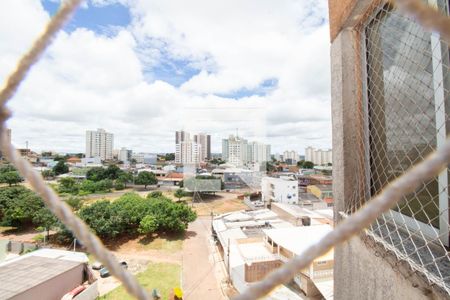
[1,0,331,154]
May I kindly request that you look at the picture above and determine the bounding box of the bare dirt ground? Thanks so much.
[192,192,249,216]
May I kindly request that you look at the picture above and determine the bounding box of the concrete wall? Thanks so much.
[11,264,85,300]
[335,236,445,299]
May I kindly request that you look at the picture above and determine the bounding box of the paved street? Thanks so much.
[182,217,225,300]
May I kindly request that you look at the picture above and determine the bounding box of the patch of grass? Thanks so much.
[99,262,181,300]
[139,236,183,252]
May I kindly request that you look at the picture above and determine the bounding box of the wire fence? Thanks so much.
[0,0,448,300]
[347,0,450,295]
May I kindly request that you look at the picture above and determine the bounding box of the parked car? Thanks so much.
[92,261,103,270]
[99,261,128,278]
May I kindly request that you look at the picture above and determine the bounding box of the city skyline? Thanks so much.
[1,0,331,154]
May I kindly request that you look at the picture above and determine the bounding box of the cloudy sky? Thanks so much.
[0,0,331,154]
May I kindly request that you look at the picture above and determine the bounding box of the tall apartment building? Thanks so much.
[175,130,204,164]
[85,128,113,161]
[283,150,299,164]
[222,135,248,166]
[305,146,314,162]
[247,141,271,164]
[175,130,189,144]
[193,133,211,161]
[175,141,201,164]
[304,146,332,165]
[118,147,132,163]
[330,0,449,299]
[222,135,271,166]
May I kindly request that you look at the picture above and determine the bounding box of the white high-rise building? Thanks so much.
[222,135,248,166]
[283,150,299,164]
[305,146,314,162]
[175,141,201,164]
[193,133,211,161]
[304,146,332,165]
[85,129,113,160]
[119,147,132,163]
[248,142,271,164]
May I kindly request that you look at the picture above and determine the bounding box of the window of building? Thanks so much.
[364,1,449,246]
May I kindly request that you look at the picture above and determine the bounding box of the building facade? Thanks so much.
[85,128,113,160]
[305,147,332,165]
[118,147,132,163]
[193,133,211,161]
[248,142,271,164]
[330,0,449,299]
[283,150,299,165]
[261,177,299,205]
[222,135,248,166]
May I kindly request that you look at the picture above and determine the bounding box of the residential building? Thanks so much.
[131,152,144,164]
[222,135,271,166]
[306,185,333,206]
[85,128,113,161]
[222,135,248,166]
[193,133,211,161]
[261,176,299,205]
[329,0,450,299]
[118,147,132,163]
[175,140,201,165]
[305,146,314,162]
[283,150,299,165]
[175,130,190,144]
[0,249,98,300]
[212,210,333,299]
[305,147,332,165]
[175,130,204,164]
[248,141,271,164]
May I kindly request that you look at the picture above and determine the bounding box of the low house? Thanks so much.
[213,210,334,299]
[307,184,333,206]
[0,249,98,300]
[263,225,334,299]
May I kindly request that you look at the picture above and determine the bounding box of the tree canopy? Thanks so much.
[53,160,69,175]
[135,171,157,189]
[76,192,196,238]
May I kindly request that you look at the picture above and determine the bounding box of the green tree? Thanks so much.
[0,186,44,226]
[174,189,186,201]
[78,200,124,238]
[265,162,275,172]
[33,208,58,239]
[41,170,55,179]
[52,160,69,175]
[58,177,79,194]
[0,171,22,186]
[66,196,83,211]
[114,181,125,190]
[164,153,175,161]
[80,180,97,193]
[135,171,157,189]
[104,165,122,180]
[86,167,106,182]
[303,161,314,169]
[0,165,16,174]
[138,215,158,235]
[149,191,163,198]
[118,172,133,187]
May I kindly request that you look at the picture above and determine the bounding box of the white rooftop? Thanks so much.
[263,225,333,257]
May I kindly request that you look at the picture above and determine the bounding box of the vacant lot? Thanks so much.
[99,262,181,300]
[193,193,249,216]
